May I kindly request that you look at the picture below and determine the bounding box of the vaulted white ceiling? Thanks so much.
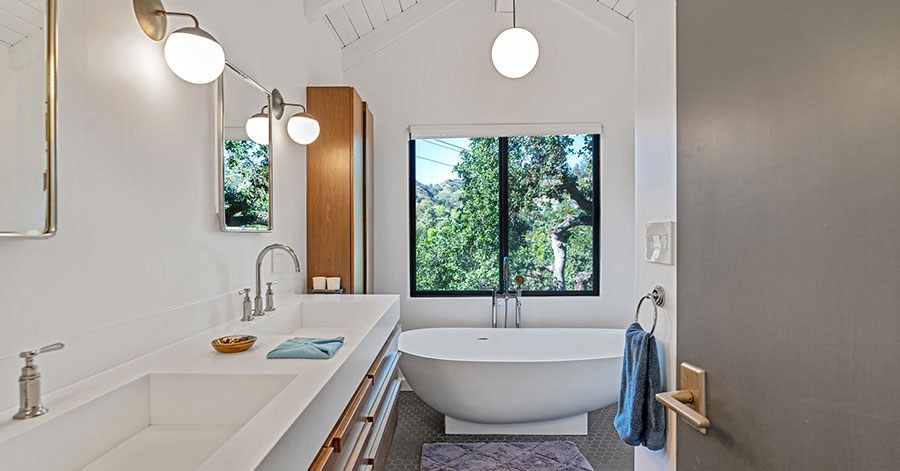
[0,0,43,49]
[305,0,634,71]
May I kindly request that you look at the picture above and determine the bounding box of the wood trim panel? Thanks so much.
[307,87,358,293]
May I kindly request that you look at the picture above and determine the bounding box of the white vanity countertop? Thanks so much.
[0,294,400,471]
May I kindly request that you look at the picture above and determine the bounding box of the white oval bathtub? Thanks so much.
[399,328,624,435]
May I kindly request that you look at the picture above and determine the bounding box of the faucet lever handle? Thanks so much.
[20,342,65,360]
[266,281,278,292]
[239,288,251,298]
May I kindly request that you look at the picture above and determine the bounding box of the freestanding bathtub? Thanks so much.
[398,328,625,435]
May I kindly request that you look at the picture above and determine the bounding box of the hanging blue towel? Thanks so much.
[614,323,666,450]
[266,337,345,359]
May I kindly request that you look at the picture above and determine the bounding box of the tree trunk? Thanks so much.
[550,214,592,290]
[550,229,569,290]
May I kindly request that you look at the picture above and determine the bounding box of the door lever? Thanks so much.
[655,362,710,433]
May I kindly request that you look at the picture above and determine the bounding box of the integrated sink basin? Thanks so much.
[0,373,294,471]
[246,301,377,336]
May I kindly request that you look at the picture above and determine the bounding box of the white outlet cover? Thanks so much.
[271,251,286,274]
[645,221,675,265]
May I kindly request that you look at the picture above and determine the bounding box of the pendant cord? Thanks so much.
[513,0,517,27]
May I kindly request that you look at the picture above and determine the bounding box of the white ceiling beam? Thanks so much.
[556,0,633,42]
[342,0,463,72]
[305,0,350,22]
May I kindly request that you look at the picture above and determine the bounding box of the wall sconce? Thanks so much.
[134,0,225,84]
[245,106,270,145]
[271,89,321,145]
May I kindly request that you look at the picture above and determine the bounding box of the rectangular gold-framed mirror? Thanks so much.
[216,64,273,232]
[0,0,57,238]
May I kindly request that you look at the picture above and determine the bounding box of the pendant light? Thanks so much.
[245,106,270,145]
[491,0,539,79]
[134,0,226,84]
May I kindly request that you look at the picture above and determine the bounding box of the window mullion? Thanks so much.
[499,137,510,294]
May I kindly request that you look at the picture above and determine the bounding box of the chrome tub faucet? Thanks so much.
[14,342,64,420]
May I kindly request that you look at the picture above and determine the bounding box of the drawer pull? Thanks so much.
[328,377,374,452]
[366,352,400,418]
[309,447,334,471]
[364,379,401,465]
[366,326,401,378]
[343,422,374,471]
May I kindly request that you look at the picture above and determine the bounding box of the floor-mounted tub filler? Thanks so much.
[399,328,625,435]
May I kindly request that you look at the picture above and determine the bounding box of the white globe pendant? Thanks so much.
[491,27,539,79]
[163,27,225,84]
[245,111,269,145]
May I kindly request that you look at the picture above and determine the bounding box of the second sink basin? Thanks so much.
[0,373,294,471]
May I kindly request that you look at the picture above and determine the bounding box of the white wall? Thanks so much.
[0,0,343,411]
[0,46,45,233]
[0,47,19,228]
[633,0,677,469]
[345,0,636,330]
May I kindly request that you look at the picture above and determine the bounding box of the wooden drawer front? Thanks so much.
[364,379,401,471]
[365,351,399,419]
[366,326,401,378]
[328,377,374,453]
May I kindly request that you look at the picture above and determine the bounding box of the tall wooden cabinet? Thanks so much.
[306,87,374,294]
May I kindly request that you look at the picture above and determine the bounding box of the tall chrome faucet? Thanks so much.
[493,257,524,328]
[254,244,301,316]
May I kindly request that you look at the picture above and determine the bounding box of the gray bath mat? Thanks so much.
[421,441,595,471]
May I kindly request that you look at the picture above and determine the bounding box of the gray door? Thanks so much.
[676,0,900,469]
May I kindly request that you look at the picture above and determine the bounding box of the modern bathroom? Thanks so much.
[1,0,898,470]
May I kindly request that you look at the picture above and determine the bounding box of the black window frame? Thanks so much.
[409,134,601,298]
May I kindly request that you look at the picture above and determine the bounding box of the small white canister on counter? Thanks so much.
[312,276,327,290]
[326,277,341,291]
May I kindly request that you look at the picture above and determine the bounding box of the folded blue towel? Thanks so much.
[614,322,666,450]
[266,337,345,359]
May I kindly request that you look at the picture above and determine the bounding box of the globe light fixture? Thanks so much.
[134,0,225,84]
[245,106,270,145]
[271,89,321,145]
[287,112,321,145]
[491,0,539,79]
[163,26,225,84]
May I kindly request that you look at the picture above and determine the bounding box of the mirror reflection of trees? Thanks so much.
[224,139,269,229]
[415,135,596,293]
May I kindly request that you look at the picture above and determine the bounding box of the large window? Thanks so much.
[410,134,600,296]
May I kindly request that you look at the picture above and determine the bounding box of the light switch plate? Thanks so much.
[645,221,675,265]
[271,251,286,274]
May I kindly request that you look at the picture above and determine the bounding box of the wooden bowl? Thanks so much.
[211,335,257,354]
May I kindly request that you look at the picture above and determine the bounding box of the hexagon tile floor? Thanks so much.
[385,392,634,471]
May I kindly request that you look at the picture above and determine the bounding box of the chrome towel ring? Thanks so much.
[634,285,666,336]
